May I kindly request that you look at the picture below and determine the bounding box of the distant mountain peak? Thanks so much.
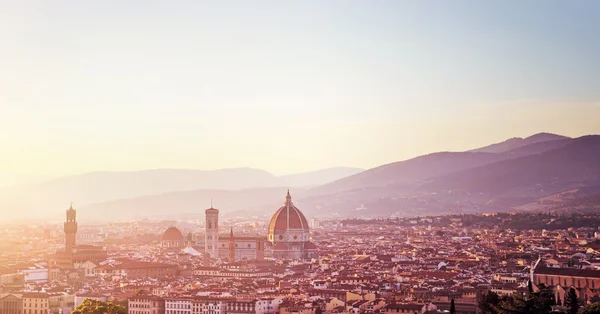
[524,132,570,141]
[470,132,571,154]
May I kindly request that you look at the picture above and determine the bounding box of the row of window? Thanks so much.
[539,276,597,288]
[129,311,155,314]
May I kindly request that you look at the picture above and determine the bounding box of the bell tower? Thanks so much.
[64,203,78,251]
[205,205,219,258]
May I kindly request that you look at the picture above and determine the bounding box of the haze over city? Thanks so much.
[2,2,600,314]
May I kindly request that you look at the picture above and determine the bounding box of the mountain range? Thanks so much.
[2,132,599,221]
[0,167,361,220]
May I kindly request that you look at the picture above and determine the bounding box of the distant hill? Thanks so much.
[79,187,300,222]
[469,132,570,153]
[279,167,363,188]
[516,188,600,214]
[297,135,599,217]
[308,152,505,197]
[308,136,575,198]
[0,167,358,220]
[423,135,600,196]
[2,132,596,221]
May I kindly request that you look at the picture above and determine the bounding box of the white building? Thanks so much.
[165,299,192,314]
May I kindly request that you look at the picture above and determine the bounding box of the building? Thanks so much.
[48,293,74,314]
[267,191,317,259]
[54,204,107,269]
[204,205,266,261]
[161,227,184,249]
[0,294,22,314]
[532,263,600,302]
[255,298,284,314]
[205,206,219,258]
[128,296,165,314]
[64,204,77,251]
[217,230,265,262]
[192,298,228,314]
[95,262,178,279]
[165,299,192,314]
[22,292,49,314]
[227,299,256,314]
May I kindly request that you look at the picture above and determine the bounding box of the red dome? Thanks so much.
[162,227,184,242]
[268,191,309,233]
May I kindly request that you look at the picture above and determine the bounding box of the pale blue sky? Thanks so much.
[1,1,599,175]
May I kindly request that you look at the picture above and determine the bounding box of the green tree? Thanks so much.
[565,287,580,314]
[450,298,456,314]
[72,298,126,314]
[579,303,600,314]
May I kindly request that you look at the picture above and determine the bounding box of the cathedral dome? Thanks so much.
[268,190,309,234]
[162,227,184,242]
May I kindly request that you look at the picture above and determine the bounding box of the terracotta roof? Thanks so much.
[162,227,184,242]
[268,191,309,233]
[535,266,600,278]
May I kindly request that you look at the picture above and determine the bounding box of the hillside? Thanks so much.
[308,152,506,197]
[423,136,600,195]
[298,135,600,217]
[308,135,574,198]
[279,167,363,188]
[469,132,570,153]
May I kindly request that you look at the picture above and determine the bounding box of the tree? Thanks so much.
[565,287,580,314]
[479,291,500,314]
[579,303,600,314]
[493,284,554,314]
[528,280,534,293]
[72,298,126,314]
[450,298,456,314]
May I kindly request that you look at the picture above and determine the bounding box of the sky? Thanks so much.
[1,0,599,176]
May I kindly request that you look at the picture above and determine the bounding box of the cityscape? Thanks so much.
[2,1,600,314]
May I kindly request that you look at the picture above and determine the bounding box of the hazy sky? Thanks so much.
[1,0,599,176]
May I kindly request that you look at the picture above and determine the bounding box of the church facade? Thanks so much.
[203,190,317,261]
[204,206,265,261]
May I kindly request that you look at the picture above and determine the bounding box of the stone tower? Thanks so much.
[205,206,219,258]
[64,203,78,251]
